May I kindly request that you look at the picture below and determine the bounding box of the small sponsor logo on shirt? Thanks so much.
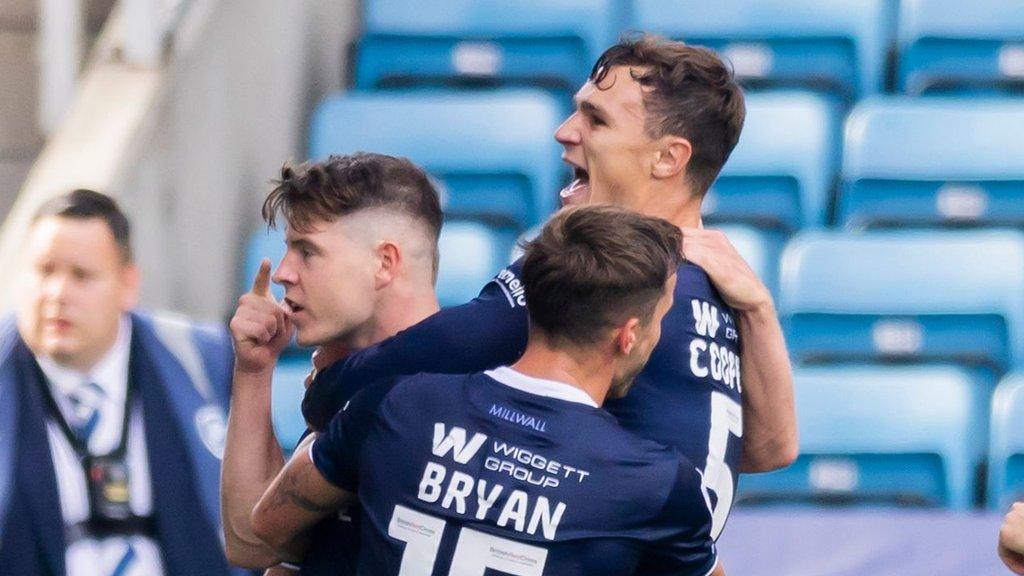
[494,268,527,308]
[488,404,547,432]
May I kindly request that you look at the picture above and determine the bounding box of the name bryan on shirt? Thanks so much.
[416,423,589,541]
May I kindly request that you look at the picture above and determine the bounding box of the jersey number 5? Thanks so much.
[703,392,743,540]
[389,504,549,575]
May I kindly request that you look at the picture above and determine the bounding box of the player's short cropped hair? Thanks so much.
[33,189,132,263]
[262,152,443,248]
[521,205,683,346]
[591,34,746,196]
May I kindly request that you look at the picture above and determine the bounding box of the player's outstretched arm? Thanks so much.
[251,434,353,562]
[680,229,798,472]
[222,260,295,568]
[302,263,530,430]
[1000,502,1024,574]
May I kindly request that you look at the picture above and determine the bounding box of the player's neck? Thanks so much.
[512,336,614,407]
[634,180,703,230]
[352,281,440,349]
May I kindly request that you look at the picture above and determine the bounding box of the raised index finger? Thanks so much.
[251,258,272,296]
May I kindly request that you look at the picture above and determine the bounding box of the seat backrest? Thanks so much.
[779,229,1024,373]
[271,354,313,451]
[988,372,1024,509]
[713,224,779,298]
[356,0,616,92]
[437,219,516,307]
[898,0,1024,95]
[710,91,838,231]
[242,227,287,301]
[309,89,564,229]
[631,0,888,99]
[838,97,1024,229]
[738,365,980,509]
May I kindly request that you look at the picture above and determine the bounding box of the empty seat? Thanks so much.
[242,227,287,301]
[779,229,1024,376]
[988,373,1024,509]
[355,0,616,94]
[631,0,888,100]
[437,219,516,306]
[838,97,1024,229]
[708,91,838,232]
[271,354,313,451]
[898,0,1024,95]
[738,365,981,509]
[309,89,564,229]
[714,224,779,298]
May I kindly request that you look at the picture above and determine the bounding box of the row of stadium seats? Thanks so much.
[737,365,1024,510]
[309,88,1024,234]
[356,0,1024,99]
[259,225,1024,509]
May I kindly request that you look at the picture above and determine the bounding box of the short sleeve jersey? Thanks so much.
[311,369,718,576]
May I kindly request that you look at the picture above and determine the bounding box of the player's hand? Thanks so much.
[303,342,350,389]
[1000,502,1024,574]
[680,228,772,313]
[230,258,294,374]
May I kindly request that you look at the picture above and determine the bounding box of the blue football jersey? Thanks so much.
[304,260,743,542]
[311,369,718,576]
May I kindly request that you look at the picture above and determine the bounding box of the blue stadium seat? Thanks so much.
[355,0,617,94]
[437,219,517,307]
[708,91,838,232]
[779,229,1024,377]
[242,227,287,301]
[988,373,1024,509]
[898,0,1024,95]
[271,353,313,451]
[713,224,779,299]
[838,97,1024,229]
[738,365,981,510]
[631,0,889,100]
[309,89,565,229]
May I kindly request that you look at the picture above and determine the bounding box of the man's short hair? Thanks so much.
[33,189,132,262]
[591,34,746,196]
[262,153,443,244]
[522,205,683,346]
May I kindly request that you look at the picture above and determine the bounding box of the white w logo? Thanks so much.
[692,299,721,338]
[432,423,487,464]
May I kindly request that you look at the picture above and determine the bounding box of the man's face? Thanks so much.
[609,273,676,399]
[555,65,660,209]
[17,217,138,372]
[273,216,379,347]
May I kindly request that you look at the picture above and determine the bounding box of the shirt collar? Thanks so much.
[484,366,599,408]
[37,315,132,403]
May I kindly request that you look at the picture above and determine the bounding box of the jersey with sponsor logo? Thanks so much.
[305,259,743,543]
[311,369,718,576]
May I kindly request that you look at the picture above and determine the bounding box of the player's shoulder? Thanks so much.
[676,261,733,311]
[370,372,477,412]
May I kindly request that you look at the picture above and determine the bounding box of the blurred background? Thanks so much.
[2,0,1024,574]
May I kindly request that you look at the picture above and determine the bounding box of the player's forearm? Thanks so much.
[221,367,288,568]
[736,301,798,473]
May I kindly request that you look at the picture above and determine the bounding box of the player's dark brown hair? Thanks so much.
[33,189,133,263]
[591,34,746,195]
[521,205,682,346]
[263,153,443,271]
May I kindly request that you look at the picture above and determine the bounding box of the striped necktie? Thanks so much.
[67,381,105,445]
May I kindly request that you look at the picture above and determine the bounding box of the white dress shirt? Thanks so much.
[37,316,165,576]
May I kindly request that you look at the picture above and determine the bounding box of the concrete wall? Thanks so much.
[119,0,358,321]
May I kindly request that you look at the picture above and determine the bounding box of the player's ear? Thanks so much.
[652,136,692,180]
[375,240,401,289]
[615,318,641,355]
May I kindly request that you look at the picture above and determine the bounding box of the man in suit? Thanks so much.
[0,189,246,576]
